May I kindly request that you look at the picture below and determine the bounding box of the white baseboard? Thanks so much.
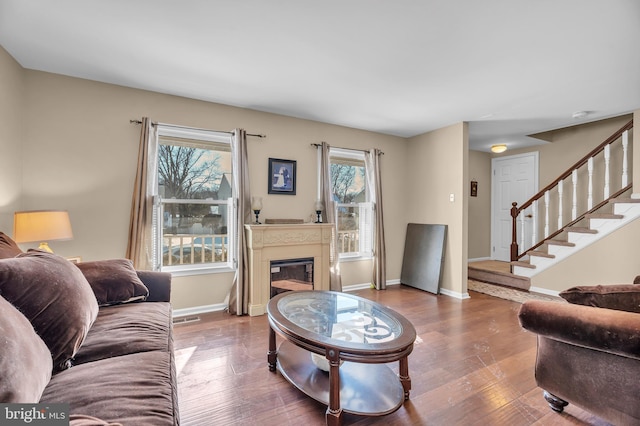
[439,287,471,299]
[529,286,560,297]
[173,303,227,318]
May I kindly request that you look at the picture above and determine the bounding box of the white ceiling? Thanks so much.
[1,0,638,151]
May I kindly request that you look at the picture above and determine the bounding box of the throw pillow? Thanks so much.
[0,250,99,372]
[0,294,53,402]
[559,284,640,313]
[0,232,22,259]
[75,259,149,306]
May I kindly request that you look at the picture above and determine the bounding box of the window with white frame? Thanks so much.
[329,148,373,259]
[155,125,235,273]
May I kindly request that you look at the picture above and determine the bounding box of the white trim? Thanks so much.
[439,287,471,299]
[342,283,372,292]
[173,303,227,318]
[529,286,560,298]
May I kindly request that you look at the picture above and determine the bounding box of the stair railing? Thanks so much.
[510,119,633,261]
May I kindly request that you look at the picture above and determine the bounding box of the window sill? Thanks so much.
[338,255,373,263]
[162,265,235,277]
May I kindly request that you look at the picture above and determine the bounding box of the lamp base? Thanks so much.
[38,242,54,253]
[315,210,322,223]
[254,210,261,224]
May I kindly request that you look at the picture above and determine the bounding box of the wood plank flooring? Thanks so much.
[173,286,612,426]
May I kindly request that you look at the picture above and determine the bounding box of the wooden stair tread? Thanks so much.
[609,197,640,204]
[585,213,624,219]
[511,261,536,269]
[566,226,597,234]
[528,250,555,258]
[546,239,575,247]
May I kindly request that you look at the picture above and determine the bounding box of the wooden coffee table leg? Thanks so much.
[267,327,277,372]
[399,356,411,400]
[326,349,342,426]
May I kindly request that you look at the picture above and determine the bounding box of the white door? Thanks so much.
[491,152,538,261]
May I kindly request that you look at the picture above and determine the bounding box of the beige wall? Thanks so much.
[5,65,410,310]
[406,123,469,297]
[0,47,24,231]
[468,150,491,259]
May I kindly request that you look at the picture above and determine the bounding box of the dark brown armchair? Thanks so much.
[518,284,640,425]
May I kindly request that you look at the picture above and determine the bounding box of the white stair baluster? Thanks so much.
[544,191,550,238]
[588,157,594,210]
[532,199,538,247]
[519,213,525,252]
[558,179,563,230]
[571,169,578,220]
[622,130,629,187]
[604,144,610,199]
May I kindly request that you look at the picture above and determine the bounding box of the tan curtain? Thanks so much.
[228,129,251,315]
[126,117,158,270]
[365,149,386,290]
[319,142,343,292]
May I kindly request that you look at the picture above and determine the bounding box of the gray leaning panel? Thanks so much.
[400,223,447,295]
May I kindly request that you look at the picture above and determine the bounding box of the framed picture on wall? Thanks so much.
[268,158,296,195]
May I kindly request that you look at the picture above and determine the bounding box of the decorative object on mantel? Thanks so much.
[470,180,478,197]
[13,210,73,253]
[251,196,262,224]
[264,218,304,224]
[268,158,296,195]
[314,200,323,223]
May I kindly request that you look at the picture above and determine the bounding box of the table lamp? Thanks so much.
[13,210,73,253]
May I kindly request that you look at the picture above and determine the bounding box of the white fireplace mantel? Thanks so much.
[245,223,333,316]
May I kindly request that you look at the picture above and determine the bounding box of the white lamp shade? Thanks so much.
[13,210,73,243]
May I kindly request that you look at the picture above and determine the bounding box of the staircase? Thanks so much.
[512,197,640,277]
[509,119,635,280]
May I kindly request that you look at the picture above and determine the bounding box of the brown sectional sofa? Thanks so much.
[0,233,179,426]
[518,283,640,426]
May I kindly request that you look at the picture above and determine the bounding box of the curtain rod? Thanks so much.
[129,119,266,138]
[310,142,384,155]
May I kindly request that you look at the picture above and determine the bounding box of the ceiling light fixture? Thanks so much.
[491,144,507,153]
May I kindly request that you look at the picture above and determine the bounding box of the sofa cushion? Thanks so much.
[76,259,149,306]
[41,351,178,426]
[0,294,53,402]
[559,284,640,313]
[0,250,99,372]
[0,232,22,259]
[73,302,172,365]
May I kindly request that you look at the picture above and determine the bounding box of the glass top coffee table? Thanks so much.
[267,290,416,426]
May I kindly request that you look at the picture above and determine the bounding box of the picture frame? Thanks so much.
[268,158,296,195]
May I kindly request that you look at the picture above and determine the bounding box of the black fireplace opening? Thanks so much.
[270,257,314,297]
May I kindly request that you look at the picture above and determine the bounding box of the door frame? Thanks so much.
[490,151,539,261]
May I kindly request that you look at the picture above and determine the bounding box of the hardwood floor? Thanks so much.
[173,286,611,426]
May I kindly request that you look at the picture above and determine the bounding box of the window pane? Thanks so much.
[330,163,365,203]
[162,203,229,266]
[158,140,232,201]
[336,205,360,254]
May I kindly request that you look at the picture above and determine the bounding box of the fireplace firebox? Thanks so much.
[270,258,314,297]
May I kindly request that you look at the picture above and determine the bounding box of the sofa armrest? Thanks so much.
[518,300,640,360]
[136,270,171,302]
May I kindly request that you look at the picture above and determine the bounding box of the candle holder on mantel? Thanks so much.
[251,196,263,224]
[314,200,323,223]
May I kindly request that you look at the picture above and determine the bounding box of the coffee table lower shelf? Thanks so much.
[276,341,405,416]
